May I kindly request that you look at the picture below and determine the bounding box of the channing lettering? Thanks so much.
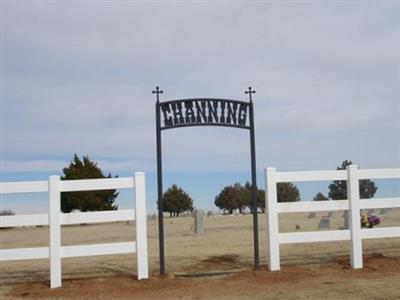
[159,99,249,129]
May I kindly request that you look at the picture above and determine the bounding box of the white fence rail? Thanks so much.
[265,166,400,271]
[0,172,148,288]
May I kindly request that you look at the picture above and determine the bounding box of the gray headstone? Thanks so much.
[318,217,330,229]
[342,211,349,229]
[194,210,204,235]
[308,212,316,219]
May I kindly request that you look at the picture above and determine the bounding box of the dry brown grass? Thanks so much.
[0,209,399,299]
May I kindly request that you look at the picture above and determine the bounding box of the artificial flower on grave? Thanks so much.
[361,213,380,228]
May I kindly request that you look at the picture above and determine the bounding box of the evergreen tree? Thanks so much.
[244,182,266,213]
[215,182,266,214]
[215,181,300,212]
[61,154,119,212]
[232,183,248,214]
[214,184,242,214]
[313,192,329,201]
[257,189,266,212]
[162,184,194,217]
[277,182,300,202]
[328,160,377,200]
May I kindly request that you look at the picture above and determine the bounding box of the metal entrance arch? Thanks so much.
[153,86,259,274]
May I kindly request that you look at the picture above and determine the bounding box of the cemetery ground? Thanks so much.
[1,209,399,299]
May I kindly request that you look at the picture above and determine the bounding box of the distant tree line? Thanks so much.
[214,183,262,214]
[214,160,378,214]
[0,210,15,216]
[214,181,300,214]
[313,160,377,201]
[161,180,303,216]
[57,156,377,216]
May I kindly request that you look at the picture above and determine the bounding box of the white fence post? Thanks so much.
[347,165,363,269]
[266,167,280,271]
[134,172,148,280]
[49,175,61,288]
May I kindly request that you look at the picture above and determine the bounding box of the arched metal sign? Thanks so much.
[154,86,259,274]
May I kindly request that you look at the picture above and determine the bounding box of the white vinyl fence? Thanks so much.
[265,165,400,271]
[0,172,148,288]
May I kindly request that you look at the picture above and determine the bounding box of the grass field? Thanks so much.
[1,209,399,299]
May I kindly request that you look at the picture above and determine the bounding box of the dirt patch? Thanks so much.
[6,254,400,300]
[180,254,246,273]
[332,253,400,273]
[5,268,313,300]
[203,254,239,264]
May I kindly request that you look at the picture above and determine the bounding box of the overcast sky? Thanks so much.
[1,1,399,176]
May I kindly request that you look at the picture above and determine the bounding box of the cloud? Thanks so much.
[1,158,152,173]
[1,159,67,172]
[1,1,399,173]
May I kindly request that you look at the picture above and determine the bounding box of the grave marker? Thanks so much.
[308,212,316,219]
[318,217,330,229]
[194,210,204,235]
[342,211,349,229]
